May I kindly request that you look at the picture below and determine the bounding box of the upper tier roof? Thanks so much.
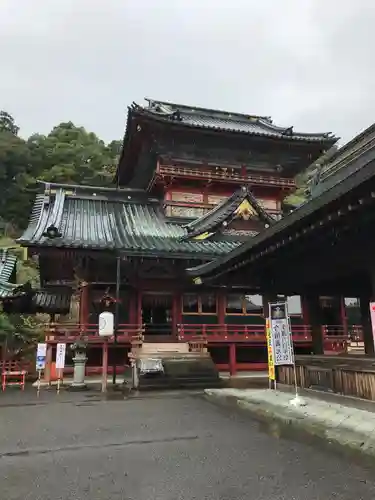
[117,97,338,187]
[133,98,337,143]
[18,183,239,259]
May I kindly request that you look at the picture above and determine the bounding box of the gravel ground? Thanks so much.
[0,389,374,499]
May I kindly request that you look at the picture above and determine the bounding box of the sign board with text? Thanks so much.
[266,318,275,381]
[55,343,66,370]
[369,302,375,350]
[36,343,47,371]
[269,302,294,366]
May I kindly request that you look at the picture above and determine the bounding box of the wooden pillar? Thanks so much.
[129,288,137,324]
[340,296,348,337]
[172,292,182,339]
[79,282,89,332]
[101,340,109,392]
[229,343,237,376]
[44,344,53,384]
[137,289,142,327]
[359,296,375,355]
[361,266,375,355]
[217,290,225,324]
[303,294,324,354]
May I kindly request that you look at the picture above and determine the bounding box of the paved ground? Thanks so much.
[205,388,375,458]
[0,389,374,499]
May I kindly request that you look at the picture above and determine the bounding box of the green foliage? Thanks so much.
[0,311,43,360]
[0,111,19,135]
[0,112,122,357]
[0,113,121,231]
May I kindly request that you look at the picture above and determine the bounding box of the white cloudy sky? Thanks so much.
[1,0,374,143]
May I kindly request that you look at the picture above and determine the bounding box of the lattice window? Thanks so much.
[226,294,263,315]
[182,293,217,314]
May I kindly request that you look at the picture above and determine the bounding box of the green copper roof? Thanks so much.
[18,184,239,259]
[0,250,17,282]
[0,280,17,298]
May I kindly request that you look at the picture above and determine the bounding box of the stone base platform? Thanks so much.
[131,343,221,391]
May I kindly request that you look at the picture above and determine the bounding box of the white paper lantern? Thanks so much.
[99,311,114,337]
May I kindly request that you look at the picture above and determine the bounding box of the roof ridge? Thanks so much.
[144,97,272,122]
[133,98,337,142]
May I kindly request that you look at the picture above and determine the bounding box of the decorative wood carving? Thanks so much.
[171,191,204,203]
[208,194,228,205]
[258,198,278,210]
[165,205,205,218]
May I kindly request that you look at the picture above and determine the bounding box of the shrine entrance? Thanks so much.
[141,292,174,341]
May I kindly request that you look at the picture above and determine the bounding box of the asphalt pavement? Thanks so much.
[0,389,374,499]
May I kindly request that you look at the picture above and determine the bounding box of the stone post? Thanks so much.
[70,341,88,390]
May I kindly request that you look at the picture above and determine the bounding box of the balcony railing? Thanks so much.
[44,323,361,350]
[46,323,144,344]
[158,164,296,188]
[177,324,312,343]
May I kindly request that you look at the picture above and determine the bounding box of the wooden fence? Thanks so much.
[277,355,375,401]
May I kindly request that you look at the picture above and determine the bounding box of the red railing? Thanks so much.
[177,324,312,343]
[348,324,364,342]
[46,323,144,344]
[158,164,296,188]
[322,325,350,354]
[44,322,362,350]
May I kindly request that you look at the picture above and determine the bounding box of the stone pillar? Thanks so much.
[302,294,324,354]
[359,295,375,355]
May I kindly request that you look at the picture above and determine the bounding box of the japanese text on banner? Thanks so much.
[270,303,294,366]
[266,318,275,380]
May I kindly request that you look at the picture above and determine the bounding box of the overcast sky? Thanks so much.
[1,0,374,144]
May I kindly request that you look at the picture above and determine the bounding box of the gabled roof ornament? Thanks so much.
[181,185,275,242]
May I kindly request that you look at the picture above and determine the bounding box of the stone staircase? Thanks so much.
[130,341,221,391]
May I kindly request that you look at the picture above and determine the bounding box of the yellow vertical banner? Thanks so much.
[266,318,275,381]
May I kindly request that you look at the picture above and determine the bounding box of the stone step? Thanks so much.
[135,352,209,359]
[139,342,190,354]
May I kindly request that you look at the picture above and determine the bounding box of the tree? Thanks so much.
[0,123,34,229]
[0,114,121,230]
[32,122,120,186]
[0,111,19,135]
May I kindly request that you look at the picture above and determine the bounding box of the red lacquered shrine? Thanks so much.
[18,98,340,377]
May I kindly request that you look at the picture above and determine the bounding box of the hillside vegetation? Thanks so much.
[0,111,122,358]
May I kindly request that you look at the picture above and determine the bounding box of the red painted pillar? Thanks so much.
[79,282,89,333]
[217,291,225,325]
[172,292,180,339]
[229,343,237,376]
[44,344,53,384]
[137,290,142,327]
[129,289,136,324]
